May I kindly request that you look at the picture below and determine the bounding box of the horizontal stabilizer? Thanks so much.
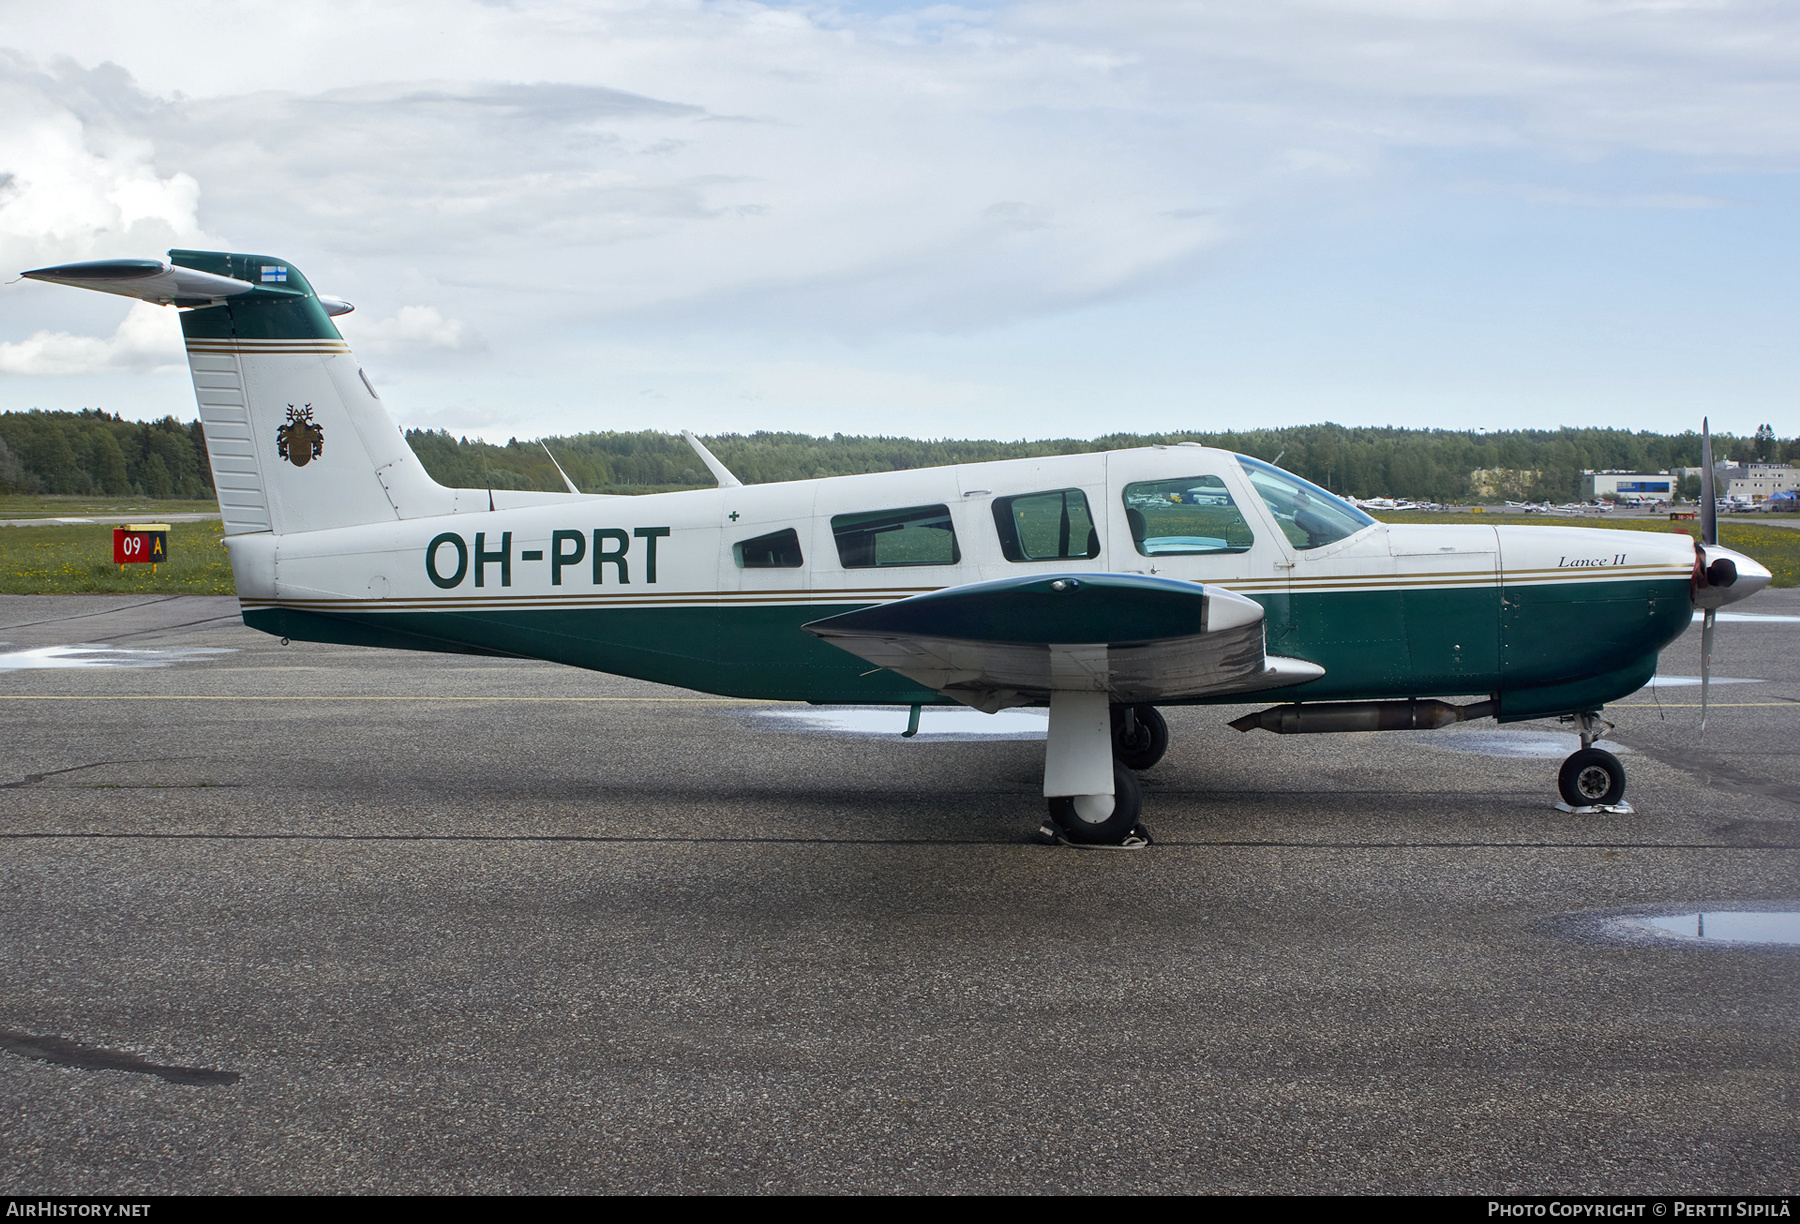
[803,573,1323,709]
[22,258,254,306]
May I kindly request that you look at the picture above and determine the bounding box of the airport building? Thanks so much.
[1719,464,1800,502]
[1670,463,1800,502]
[1581,470,1674,500]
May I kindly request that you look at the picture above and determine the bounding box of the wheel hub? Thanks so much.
[1575,765,1613,800]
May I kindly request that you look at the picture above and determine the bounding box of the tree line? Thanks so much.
[0,410,212,499]
[2,408,1791,504]
[404,423,1796,504]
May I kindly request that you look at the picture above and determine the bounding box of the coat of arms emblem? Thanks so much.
[276,404,324,467]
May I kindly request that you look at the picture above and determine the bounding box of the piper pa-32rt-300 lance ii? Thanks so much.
[22,249,1774,847]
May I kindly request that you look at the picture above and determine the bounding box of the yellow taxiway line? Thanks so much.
[1612,701,1798,708]
[0,694,762,703]
[0,695,1792,709]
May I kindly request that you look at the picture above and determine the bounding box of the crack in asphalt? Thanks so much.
[1,757,202,789]
[0,1029,239,1086]
[0,595,184,633]
[0,831,1793,849]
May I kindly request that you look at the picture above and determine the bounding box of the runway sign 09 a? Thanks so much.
[113,524,170,566]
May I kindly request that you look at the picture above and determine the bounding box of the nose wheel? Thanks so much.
[1558,748,1626,807]
[1555,711,1630,812]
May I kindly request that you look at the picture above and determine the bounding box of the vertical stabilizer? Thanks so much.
[167,250,453,534]
[23,249,593,534]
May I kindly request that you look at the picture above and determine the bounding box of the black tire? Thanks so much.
[1048,760,1144,844]
[1558,748,1626,807]
[1111,704,1169,771]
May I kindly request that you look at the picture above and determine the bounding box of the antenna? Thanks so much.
[681,430,743,489]
[541,442,581,495]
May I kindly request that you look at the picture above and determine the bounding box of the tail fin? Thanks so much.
[24,249,460,534]
[169,249,459,534]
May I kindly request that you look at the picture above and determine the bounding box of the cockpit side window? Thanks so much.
[1121,476,1256,556]
[1235,454,1375,551]
[992,489,1101,562]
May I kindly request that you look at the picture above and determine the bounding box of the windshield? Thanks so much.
[1235,454,1376,551]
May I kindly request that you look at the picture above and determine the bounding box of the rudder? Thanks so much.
[169,250,452,534]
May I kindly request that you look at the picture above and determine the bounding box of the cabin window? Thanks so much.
[1236,454,1374,550]
[1122,476,1256,556]
[734,527,803,569]
[992,489,1101,562]
[831,504,961,568]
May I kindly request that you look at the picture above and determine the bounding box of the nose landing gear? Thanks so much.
[1555,711,1633,813]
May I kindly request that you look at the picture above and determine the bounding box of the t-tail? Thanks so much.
[22,250,588,537]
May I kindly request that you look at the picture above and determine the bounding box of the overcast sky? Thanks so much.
[1,0,1796,442]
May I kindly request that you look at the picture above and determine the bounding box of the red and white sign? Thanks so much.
[113,524,169,565]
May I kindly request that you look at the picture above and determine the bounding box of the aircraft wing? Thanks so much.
[802,573,1323,712]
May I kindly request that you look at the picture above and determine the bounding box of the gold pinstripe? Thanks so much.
[239,565,1693,616]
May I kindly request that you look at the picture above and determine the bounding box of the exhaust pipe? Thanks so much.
[1230,698,1496,735]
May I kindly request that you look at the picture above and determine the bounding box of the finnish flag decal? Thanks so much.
[261,265,288,282]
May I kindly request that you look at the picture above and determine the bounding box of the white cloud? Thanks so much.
[4,2,1800,434]
[8,2,1796,344]
[347,305,481,353]
[0,300,182,375]
[0,53,212,274]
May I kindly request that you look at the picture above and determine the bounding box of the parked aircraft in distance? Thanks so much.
[20,251,1773,845]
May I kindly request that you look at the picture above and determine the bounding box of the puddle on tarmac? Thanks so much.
[755,706,1049,741]
[1405,730,1633,759]
[1635,911,1800,947]
[0,644,236,672]
[1643,675,1761,687]
[1691,611,1800,624]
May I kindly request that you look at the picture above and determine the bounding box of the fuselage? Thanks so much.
[230,445,1718,722]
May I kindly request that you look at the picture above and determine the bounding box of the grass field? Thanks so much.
[0,495,220,520]
[1382,511,1800,587]
[0,520,234,595]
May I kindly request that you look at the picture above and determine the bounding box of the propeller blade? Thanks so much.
[1700,416,1717,548]
[1700,606,1716,739]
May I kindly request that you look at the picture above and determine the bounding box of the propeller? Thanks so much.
[1699,418,1717,737]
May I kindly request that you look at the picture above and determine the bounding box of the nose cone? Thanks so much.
[1696,544,1772,608]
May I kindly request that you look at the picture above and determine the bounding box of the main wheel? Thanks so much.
[1111,704,1169,771]
[1048,760,1144,844]
[1558,748,1626,807]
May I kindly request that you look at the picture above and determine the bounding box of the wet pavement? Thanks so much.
[0,591,1795,1193]
[0,513,222,528]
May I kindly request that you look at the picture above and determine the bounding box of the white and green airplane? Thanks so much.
[22,250,1773,845]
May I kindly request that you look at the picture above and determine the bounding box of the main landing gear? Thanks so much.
[1557,711,1630,812]
[1047,760,1146,846]
[1041,695,1162,848]
[1111,704,1169,771]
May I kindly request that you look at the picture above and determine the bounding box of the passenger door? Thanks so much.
[713,483,816,698]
